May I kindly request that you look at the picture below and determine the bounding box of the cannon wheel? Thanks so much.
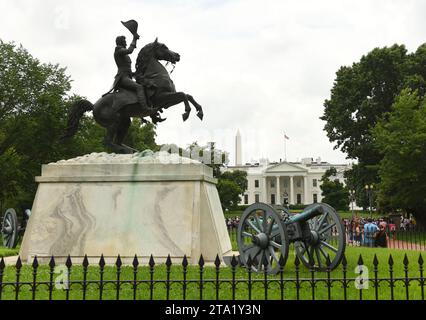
[294,203,345,271]
[1,208,19,249]
[237,203,289,274]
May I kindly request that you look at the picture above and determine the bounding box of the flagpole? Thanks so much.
[284,132,290,162]
[284,133,287,162]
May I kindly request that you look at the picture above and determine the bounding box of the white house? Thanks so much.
[222,131,352,206]
[223,158,349,206]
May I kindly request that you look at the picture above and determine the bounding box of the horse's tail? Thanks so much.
[60,99,94,142]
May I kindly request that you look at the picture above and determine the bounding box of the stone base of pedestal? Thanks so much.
[19,152,233,264]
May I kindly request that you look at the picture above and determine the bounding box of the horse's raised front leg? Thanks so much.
[186,94,203,120]
[154,92,192,121]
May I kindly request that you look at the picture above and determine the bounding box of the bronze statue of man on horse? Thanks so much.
[61,19,203,154]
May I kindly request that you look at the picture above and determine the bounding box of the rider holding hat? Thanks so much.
[112,33,151,111]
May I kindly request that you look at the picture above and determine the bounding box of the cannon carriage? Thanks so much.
[237,202,346,274]
[1,208,30,249]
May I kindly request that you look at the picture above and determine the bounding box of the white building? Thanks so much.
[223,131,351,206]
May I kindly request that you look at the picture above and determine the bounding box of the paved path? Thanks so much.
[2,255,19,265]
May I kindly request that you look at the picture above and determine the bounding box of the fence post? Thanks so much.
[214,255,221,301]
[342,254,347,301]
[99,254,105,301]
[419,254,424,301]
[15,256,22,301]
[357,255,364,301]
[31,256,39,300]
[65,255,72,301]
[388,254,394,300]
[132,255,139,301]
[295,255,300,301]
[263,255,268,301]
[279,255,285,301]
[115,255,122,301]
[82,255,89,301]
[149,255,155,301]
[182,255,188,300]
[166,255,172,301]
[309,255,315,301]
[403,254,410,300]
[48,256,55,301]
[0,257,5,300]
[373,254,379,301]
[326,255,332,300]
[198,255,205,301]
[247,255,253,301]
[231,255,238,300]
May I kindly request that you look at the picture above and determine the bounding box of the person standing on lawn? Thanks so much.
[363,218,379,247]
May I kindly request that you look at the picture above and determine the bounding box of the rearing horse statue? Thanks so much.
[61,38,203,154]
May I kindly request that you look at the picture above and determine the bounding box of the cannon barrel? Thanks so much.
[285,204,325,224]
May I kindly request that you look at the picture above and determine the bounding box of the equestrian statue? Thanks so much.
[61,20,203,154]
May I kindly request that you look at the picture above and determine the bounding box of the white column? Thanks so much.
[276,176,281,205]
[289,176,294,205]
[262,177,267,203]
[304,176,309,204]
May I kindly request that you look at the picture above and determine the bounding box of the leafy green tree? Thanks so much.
[219,170,248,192]
[321,44,426,197]
[217,179,242,211]
[218,170,248,211]
[372,89,426,226]
[320,168,350,211]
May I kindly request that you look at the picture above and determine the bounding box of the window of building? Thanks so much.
[313,194,318,203]
[255,180,259,188]
[270,180,275,188]
[271,194,276,205]
[244,194,249,205]
[313,179,318,188]
[297,194,302,204]
[283,180,288,187]
[255,194,260,203]
[296,179,301,188]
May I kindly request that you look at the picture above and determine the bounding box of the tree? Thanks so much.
[372,89,426,226]
[216,179,242,211]
[320,168,350,211]
[217,170,248,211]
[219,170,248,192]
[321,44,426,197]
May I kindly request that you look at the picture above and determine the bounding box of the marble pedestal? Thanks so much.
[19,152,233,264]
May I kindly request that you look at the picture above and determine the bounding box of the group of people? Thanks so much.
[342,215,416,248]
[226,216,240,230]
[343,217,391,248]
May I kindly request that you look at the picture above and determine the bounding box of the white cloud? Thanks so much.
[1,0,425,165]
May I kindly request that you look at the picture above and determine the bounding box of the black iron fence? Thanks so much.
[0,252,425,301]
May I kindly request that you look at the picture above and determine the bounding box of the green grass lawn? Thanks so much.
[0,246,424,300]
[0,245,20,258]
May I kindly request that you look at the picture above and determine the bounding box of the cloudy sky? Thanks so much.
[1,0,425,165]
